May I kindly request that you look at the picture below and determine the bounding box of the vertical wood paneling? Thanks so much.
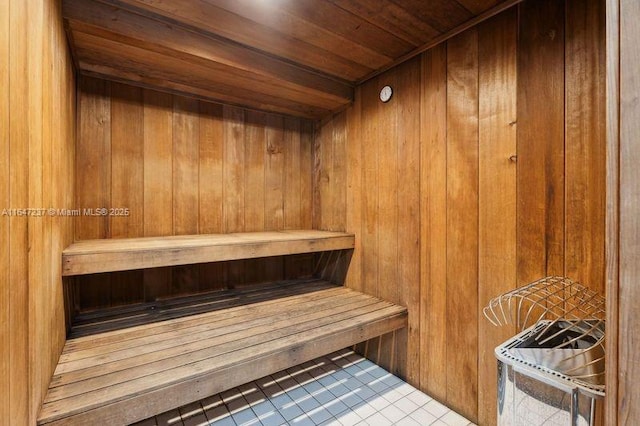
[565,0,606,294]
[315,2,605,422]
[77,84,314,304]
[376,67,399,371]
[618,0,640,422]
[9,0,31,417]
[395,58,421,384]
[1,0,76,421]
[361,78,380,302]
[27,1,45,416]
[345,87,363,292]
[420,43,448,401]
[300,121,314,230]
[477,9,517,426]
[265,115,285,281]
[143,89,174,301]
[517,0,566,283]
[198,102,225,290]
[446,29,479,421]
[110,83,144,304]
[244,111,267,283]
[0,0,10,418]
[284,117,302,230]
[172,96,200,294]
[605,0,620,423]
[76,79,111,241]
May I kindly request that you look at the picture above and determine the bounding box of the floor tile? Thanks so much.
[440,410,473,426]
[144,349,473,426]
[423,399,451,418]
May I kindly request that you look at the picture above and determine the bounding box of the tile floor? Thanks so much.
[133,348,475,426]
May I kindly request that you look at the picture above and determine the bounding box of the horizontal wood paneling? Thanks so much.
[75,77,315,309]
[0,0,76,423]
[314,0,606,423]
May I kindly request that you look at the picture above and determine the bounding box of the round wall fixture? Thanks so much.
[379,85,393,103]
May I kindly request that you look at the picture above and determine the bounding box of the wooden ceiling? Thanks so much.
[63,0,517,119]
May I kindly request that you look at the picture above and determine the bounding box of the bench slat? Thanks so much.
[38,282,407,425]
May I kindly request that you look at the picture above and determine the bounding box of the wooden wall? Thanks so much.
[74,77,315,310]
[0,0,76,423]
[607,0,640,423]
[314,0,606,423]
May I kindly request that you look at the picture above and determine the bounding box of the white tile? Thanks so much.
[409,408,439,425]
[314,389,338,405]
[250,401,276,418]
[302,380,324,395]
[353,371,376,385]
[328,384,350,398]
[335,409,362,426]
[395,416,421,426]
[296,395,321,412]
[367,380,390,394]
[210,416,236,426]
[286,386,311,403]
[366,395,391,411]
[307,406,333,424]
[351,403,377,420]
[423,400,450,418]
[381,389,404,404]
[338,391,364,409]
[324,399,349,417]
[394,383,416,396]
[289,414,315,426]
[353,386,376,401]
[379,404,405,423]
[318,418,342,426]
[259,411,287,426]
[280,403,304,421]
[394,396,420,415]
[231,407,258,426]
[406,390,433,407]
[440,410,472,426]
[270,393,294,410]
[363,412,393,426]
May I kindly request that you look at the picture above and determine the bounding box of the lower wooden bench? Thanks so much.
[37,280,407,425]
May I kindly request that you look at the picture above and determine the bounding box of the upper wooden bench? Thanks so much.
[38,280,407,425]
[62,230,354,276]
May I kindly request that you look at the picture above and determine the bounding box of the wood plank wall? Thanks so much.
[612,0,640,423]
[74,77,314,310]
[313,0,606,423]
[0,0,76,423]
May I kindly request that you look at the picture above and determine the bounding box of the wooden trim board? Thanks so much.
[62,230,354,276]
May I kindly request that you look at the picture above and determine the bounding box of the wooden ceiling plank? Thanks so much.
[387,0,473,33]
[455,0,501,15]
[200,0,393,69]
[326,0,441,45]
[72,47,336,119]
[63,0,353,103]
[101,0,372,80]
[79,62,328,120]
[268,0,415,57]
[71,30,346,112]
[359,0,525,84]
